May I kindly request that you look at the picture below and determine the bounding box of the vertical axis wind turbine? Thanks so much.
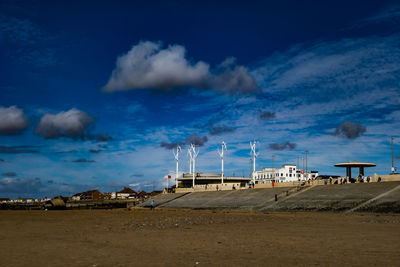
[250,141,258,184]
[191,144,199,188]
[173,145,181,188]
[188,148,193,174]
[218,141,227,184]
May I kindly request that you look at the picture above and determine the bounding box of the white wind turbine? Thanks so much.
[191,143,199,188]
[218,141,227,184]
[173,145,181,188]
[188,147,193,174]
[250,141,259,184]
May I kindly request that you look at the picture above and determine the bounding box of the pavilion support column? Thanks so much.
[346,167,351,179]
[359,167,364,177]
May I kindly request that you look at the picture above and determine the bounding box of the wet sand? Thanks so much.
[0,209,399,266]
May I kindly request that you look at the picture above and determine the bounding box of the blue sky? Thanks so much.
[1,0,400,198]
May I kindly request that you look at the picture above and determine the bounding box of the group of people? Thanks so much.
[322,175,378,185]
[247,181,255,189]
[356,175,372,183]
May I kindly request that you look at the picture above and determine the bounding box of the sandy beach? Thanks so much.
[0,209,399,266]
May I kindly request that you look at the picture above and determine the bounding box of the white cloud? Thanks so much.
[35,108,93,139]
[103,41,210,91]
[102,41,259,94]
[0,106,28,135]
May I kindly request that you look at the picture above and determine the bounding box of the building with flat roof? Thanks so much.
[178,173,251,188]
[254,164,319,183]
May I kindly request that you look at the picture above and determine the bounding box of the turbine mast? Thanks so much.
[188,148,193,174]
[191,144,199,188]
[218,141,227,184]
[173,145,181,189]
[250,141,258,184]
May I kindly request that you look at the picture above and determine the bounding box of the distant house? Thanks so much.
[0,198,10,203]
[18,198,33,203]
[73,190,104,201]
[41,197,51,202]
[103,192,113,200]
[117,187,137,199]
[119,187,137,195]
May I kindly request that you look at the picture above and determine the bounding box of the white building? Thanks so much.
[71,195,80,201]
[254,164,319,183]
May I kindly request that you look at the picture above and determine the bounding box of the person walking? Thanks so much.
[150,200,155,210]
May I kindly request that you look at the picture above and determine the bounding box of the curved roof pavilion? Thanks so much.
[334,161,376,179]
[334,162,376,168]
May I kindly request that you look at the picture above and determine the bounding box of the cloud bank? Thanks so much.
[269,141,297,151]
[2,172,17,177]
[259,111,275,120]
[0,106,28,135]
[200,118,236,136]
[0,145,39,154]
[102,41,259,94]
[0,177,89,198]
[254,34,400,103]
[72,159,95,163]
[160,133,208,150]
[87,133,113,142]
[0,177,42,195]
[209,125,235,135]
[333,121,366,139]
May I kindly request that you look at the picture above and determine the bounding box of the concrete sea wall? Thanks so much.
[141,181,400,213]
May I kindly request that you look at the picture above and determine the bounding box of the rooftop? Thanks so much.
[334,162,376,168]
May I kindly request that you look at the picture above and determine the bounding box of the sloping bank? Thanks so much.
[139,182,400,213]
